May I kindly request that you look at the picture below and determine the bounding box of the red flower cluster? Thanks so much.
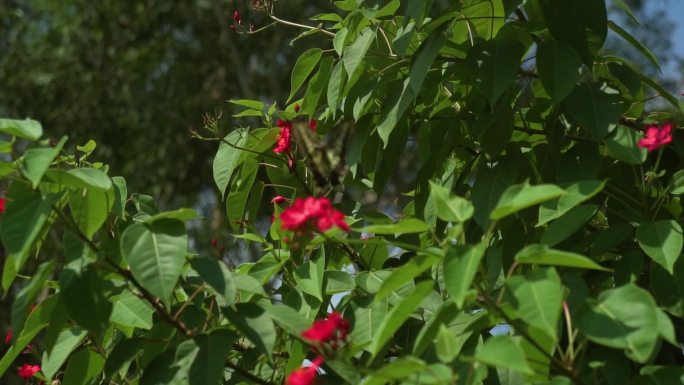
[286,356,324,385]
[280,197,350,234]
[301,312,349,345]
[286,312,350,385]
[274,119,292,154]
[271,195,287,204]
[638,122,673,152]
[17,364,40,379]
[0,197,5,214]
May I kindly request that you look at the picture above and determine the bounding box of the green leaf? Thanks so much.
[11,260,54,341]
[0,295,58,377]
[69,187,114,239]
[435,325,460,363]
[302,56,334,116]
[21,136,66,188]
[42,326,88,381]
[213,129,248,198]
[104,338,142,379]
[467,38,525,107]
[637,220,683,274]
[669,170,684,195]
[604,125,647,164]
[224,303,276,360]
[540,0,607,65]
[368,281,434,360]
[360,218,430,235]
[228,98,265,111]
[428,182,474,223]
[639,74,682,113]
[343,27,376,79]
[537,180,605,226]
[608,20,660,74]
[120,219,188,308]
[376,24,447,145]
[505,268,563,341]
[327,59,347,112]
[261,303,312,338]
[44,168,113,191]
[225,158,258,229]
[189,330,235,385]
[360,357,427,385]
[541,204,598,246]
[289,48,323,102]
[375,252,441,302]
[0,192,57,290]
[140,339,198,385]
[190,257,236,306]
[352,298,389,347]
[412,302,460,356]
[444,244,486,308]
[564,82,623,139]
[61,348,105,385]
[111,176,128,217]
[576,284,661,363]
[515,244,609,271]
[474,335,534,375]
[536,40,582,103]
[609,0,640,24]
[144,208,199,223]
[294,253,326,301]
[0,118,42,140]
[60,266,113,340]
[110,290,154,330]
[325,270,356,294]
[490,181,564,220]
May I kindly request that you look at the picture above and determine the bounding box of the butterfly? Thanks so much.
[291,119,354,195]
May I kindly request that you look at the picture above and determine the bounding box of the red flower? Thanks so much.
[280,197,349,234]
[286,356,324,385]
[301,312,349,344]
[17,364,40,379]
[233,10,241,23]
[274,119,292,154]
[638,122,673,152]
[4,327,11,344]
[308,120,318,132]
[271,195,287,204]
[0,197,5,214]
[211,239,218,249]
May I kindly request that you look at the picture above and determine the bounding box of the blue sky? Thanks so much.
[644,0,684,78]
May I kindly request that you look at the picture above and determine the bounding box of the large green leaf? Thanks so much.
[11,260,54,341]
[60,266,113,340]
[360,357,427,385]
[110,290,154,330]
[0,118,42,140]
[360,218,430,235]
[293,252,326,301]
[539,0,607,65]
[189,330,235,385]
[537,180,605,226]
[505,268,563,341]
[564,82,623,139]
[637,220,683,274]
[536,40,582,103]
[225,158,258,229]
[490,182,563,220]
[140,339,198,385]
[541,204,598,246]
[289,48,323,102]
[607,20,660,74]
[21,136,66,188]
[343,28,375,80]
[604,125,647,165]
[120,219,188,308]
[190,257,236,306]
[42,326,88,381]
[375,252,441,302]
[69,187,114,239]
[261,303,312,338]
[368,281,434,360]
[224,303,276,360]
[44,168,112,190]
[428,182,474,223]
[515,244,609,271]
[213,129,248,198]
[0,295,58,377]
[576,284,665,363]
[0,191,57,290]
[61,348,105,385]
[474,335,534,375]
[443,243,486,308]
[467,38,525,107]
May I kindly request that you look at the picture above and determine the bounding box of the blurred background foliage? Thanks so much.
[0,0,681,209]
